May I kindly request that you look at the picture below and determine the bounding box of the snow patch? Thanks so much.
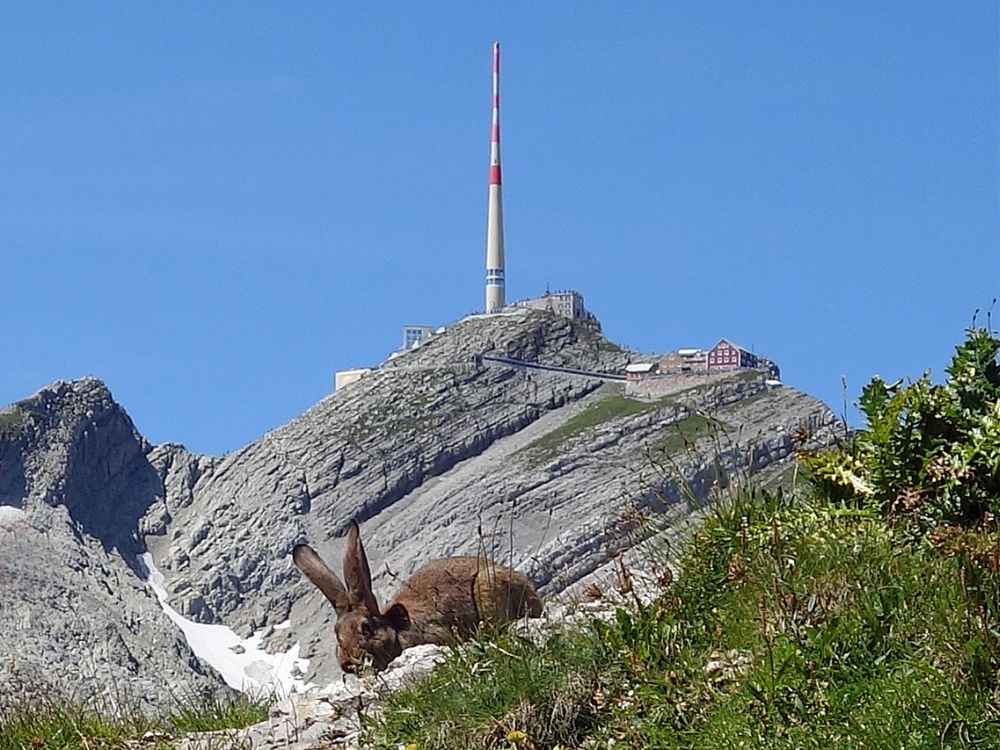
[139,553,312,695]
[0,505,26,528]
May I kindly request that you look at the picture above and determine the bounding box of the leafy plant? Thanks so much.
[801,326,1000,529]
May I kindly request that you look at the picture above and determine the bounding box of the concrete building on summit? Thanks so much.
[516,290,600,328]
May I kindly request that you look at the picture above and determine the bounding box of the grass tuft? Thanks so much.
[0,693,155,750]
[369,631,610,749]
[0,686,269,750]
[166,690,270,734]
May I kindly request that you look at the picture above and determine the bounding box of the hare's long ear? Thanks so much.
[293,544,350,616]
[343,521,381,615]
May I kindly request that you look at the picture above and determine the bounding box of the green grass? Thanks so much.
[520,394,672,464]
[166,690,270,734]
[653,413,714,454]
[603,487,1000,749]
[368,485,1000,748]
[0,697,156,750]
[369,630,611,749]
[0,688,270,750]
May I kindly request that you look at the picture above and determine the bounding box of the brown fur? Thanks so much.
[292,522,542,673]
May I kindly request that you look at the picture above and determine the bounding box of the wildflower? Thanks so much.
[506,728,527,745]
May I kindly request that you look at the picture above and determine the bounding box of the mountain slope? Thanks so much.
[0,309,840,698]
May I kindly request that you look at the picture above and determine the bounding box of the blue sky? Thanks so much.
[2,3,997,455]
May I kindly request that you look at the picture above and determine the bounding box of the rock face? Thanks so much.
[0,309,841,702]
[0,379,224,708]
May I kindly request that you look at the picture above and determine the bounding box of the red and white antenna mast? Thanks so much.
[484,41,506,314]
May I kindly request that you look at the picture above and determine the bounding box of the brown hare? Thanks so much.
[293,521,543,673]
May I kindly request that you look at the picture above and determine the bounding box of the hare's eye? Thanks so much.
[360,620,374,637]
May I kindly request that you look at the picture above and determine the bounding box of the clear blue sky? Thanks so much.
[2,3,997,455]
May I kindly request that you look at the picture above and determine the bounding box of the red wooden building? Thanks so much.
[706,339,759,371]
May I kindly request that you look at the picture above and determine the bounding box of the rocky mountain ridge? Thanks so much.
[0,379,223,706]
[0,309,841,702]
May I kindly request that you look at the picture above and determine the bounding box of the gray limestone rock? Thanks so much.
[0,379,227,709]
[0,309,841,706]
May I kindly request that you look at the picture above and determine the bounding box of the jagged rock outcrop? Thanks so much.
[0,378,158,556]
[0,309,840,701]
[0,379,226,707]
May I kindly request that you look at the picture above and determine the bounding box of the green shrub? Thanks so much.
[801,326,1000,529]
